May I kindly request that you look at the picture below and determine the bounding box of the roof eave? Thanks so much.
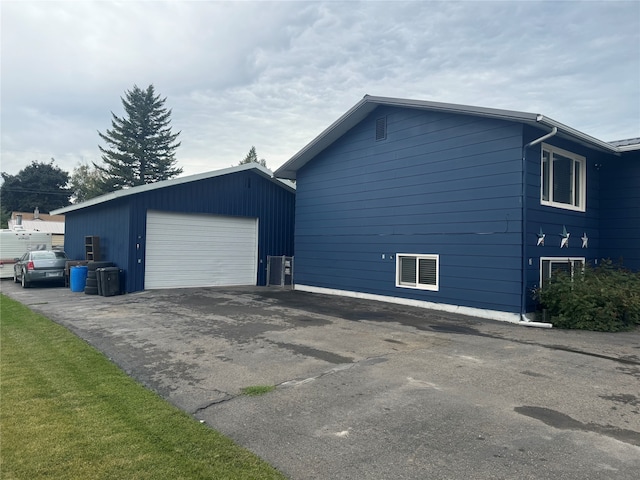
[275,96,379,179]
[51,163,295,215]
[535,116,620,154]
[274,96,541,179]
[274,95,626,179]
[617,144,640,152]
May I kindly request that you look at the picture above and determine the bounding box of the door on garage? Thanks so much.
[145,210,258,289]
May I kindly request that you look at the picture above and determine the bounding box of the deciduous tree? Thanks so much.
[0,159,71,214]
[69,162,109,202]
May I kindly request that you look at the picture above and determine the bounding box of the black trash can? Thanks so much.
[96,267,104,296]
[96,267,121,296]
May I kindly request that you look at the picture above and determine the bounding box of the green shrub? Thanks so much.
[535,260,640,331]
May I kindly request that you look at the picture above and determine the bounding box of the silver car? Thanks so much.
[13,250,68,288]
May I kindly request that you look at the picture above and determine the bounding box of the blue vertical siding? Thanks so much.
[64,170,294,293]
[600,150,640,270]
[64,201,131,265]
[295,106,525,313]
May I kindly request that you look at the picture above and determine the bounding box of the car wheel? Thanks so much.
[21,270,30,288]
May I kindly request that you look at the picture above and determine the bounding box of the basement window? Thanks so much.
[540,257,585,289]
[541,144,586,212]
[396,254,439,291]
[375,116,387,141]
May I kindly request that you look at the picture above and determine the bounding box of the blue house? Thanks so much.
[275,96,639,323]
[53,164,295,293]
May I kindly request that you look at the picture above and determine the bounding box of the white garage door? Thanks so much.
[145,211,258,289]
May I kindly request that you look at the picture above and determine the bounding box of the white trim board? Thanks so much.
[294,284,525,324]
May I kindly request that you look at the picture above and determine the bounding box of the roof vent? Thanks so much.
[375,117,387,141]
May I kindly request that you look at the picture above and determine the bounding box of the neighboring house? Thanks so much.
[275,95,639,323]
[51,164,295,293]
[9,209,65,247]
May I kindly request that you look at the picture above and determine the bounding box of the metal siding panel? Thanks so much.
[63,201,134,291]
[295,108,524,314]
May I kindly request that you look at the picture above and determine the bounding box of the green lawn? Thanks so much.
[0,294,286,480]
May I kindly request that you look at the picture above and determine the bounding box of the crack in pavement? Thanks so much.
[191,355,391,415]
[191,393,237,414]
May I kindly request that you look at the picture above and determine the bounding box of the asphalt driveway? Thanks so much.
[2,280,639,479]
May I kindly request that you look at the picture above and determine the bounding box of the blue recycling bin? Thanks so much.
[70,266,88,292]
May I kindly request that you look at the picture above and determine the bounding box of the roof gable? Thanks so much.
[52,163,295,215]
[274,95,625,179]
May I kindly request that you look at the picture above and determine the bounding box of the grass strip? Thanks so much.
[0,294,286,480]
[241,385,276,396]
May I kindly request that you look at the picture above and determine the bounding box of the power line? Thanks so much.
[1,187,72,196]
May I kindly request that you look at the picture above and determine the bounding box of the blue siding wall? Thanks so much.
[522,128,617,311]
[600,150,640,270]
[64,170,294,292]
[295,106,525,313]
[524,128,612,311]
[64,201,133,287]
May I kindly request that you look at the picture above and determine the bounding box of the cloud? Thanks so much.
[1,1,638,179]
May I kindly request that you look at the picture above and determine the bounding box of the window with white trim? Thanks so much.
[396,254,439,291]
[541,144,586,212]
[540,257,585,289]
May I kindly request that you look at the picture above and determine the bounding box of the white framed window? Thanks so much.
[541,144,586,212]
[540,257,585,289]
[396,254,439,291]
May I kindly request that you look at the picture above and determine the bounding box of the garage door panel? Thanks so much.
[145,211,258,289]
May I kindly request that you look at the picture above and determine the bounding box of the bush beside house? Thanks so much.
[535,260,640,331]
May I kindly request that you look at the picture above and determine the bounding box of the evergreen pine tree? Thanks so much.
[239,146,267,167]
[97,84,182,189]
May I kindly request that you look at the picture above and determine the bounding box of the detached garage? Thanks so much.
[52,164,295,293]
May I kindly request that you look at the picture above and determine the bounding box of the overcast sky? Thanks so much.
[2,0,639,179]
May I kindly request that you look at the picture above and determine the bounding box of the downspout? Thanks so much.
[520,124,557,326]
[524,125,558,150]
